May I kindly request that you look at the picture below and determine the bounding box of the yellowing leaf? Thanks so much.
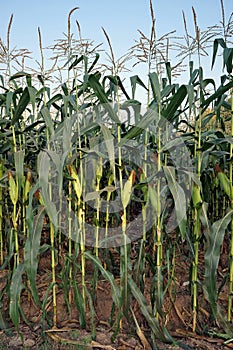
[69,165,82,199]
[217,172,231,199]
[121,170,135,209]
[8,171,18,205]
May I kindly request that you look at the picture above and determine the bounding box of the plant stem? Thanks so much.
[79,199,86,305]
[154,103,163,319]
[13,203,19,267]
[192,66,202,332]
[50,223,57,327]
[228,88,233,321]
[0,158,3,265]
[68,180,73,306]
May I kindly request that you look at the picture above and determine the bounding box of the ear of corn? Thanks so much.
[121,170,136,209]
[192,183,203,209]
[69,164,82,199]
[8,171,18,205]
[217,172,231,198]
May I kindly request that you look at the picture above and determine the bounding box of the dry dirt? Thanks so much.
[0,237,233,350]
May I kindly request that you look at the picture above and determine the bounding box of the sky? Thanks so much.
[0,0,232,85]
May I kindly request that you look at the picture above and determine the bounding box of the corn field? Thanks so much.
[0,1,233,349]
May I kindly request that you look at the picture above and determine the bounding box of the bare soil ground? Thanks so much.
[0,238,232,350]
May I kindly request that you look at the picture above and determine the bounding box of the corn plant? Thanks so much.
[1,1,233,348]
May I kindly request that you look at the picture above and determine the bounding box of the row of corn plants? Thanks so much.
[0,1,233,348]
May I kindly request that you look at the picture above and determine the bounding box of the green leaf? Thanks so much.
[130,75,148,99]
[37,151,50,187]
[12,87,30,124]
[103,75,130,100]
[6,91,13,117]
[192,183,203,209]
[25,206,45,306]
[40,107,55,137]
[73,279,86,328]
[165,62,172,85]
[148,185,158,214]
[186,84,195,114]
[14,150,25,191]
[88,53,100,73]
[47,94,63,108]
[211,38,226,70]
[128,276,173,342]
[223,47,233,74]
[201,80,233,109]
[205,210,233,319]
[84,186,116,202]
[37,152,58,227]
[100,124,115,176]
[217,172,231,199]
[121,173,134,209]
[8,171,18,205]
[84,252,121,309]
[0,308,10,331]
[27,86,37,113]
[120,108,155,145]
[68,54,85,70]
[163,166,187,240]
[149,72,161,104]
[88,74,120,123]
[9,72,31,81]
[162,85,187,122]
[9,263,25,329]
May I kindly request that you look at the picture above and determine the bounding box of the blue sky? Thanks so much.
[0,0,232,84]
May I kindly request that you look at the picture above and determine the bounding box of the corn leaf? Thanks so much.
[103,75,130,100]
[205,210,233,318]
[6,91,13,117]
[148,185,158,214]
[69,164,82,199]
[128,276,173,343]
[25,206,44,307]
[68,54,85,70]
[73,279,86,328]
[163,166,187,240]
[14,150,25,192]
[120,108,155,145]
[84,252,121,309]
[37,151,58,228]
[149,72,161,104]
[201,80,233,109]
[192,183,203,209]
[162,85,187,122]
[130,75,148,99]
[211,38,226,69]
[100,124,115,176]
[217,172,231,199]
[12,87,30,124]
[88,74,120,123]
[8,171,18,205]
[88,53,100,73]
[9,263,25,329]
[121,172,134,209]
[223,47,233,74]
[0,308,10,331]
[40,107,55,137]
[9,71,31,81]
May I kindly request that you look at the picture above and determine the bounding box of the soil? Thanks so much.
[0,236,233,350]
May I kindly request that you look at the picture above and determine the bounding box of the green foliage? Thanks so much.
[25,205,45,306]
[9,263,25,330]
[205,211,233,333]
[0,1,233,345]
